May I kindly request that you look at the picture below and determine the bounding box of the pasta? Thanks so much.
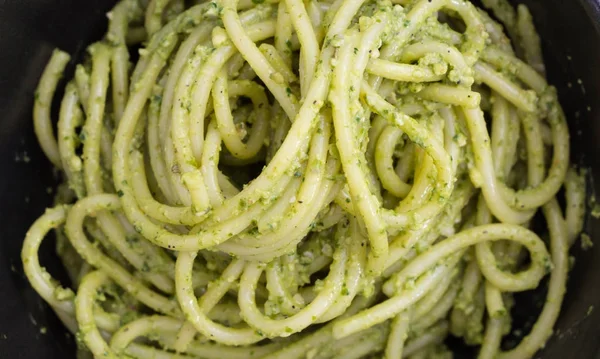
[23,0,588,358]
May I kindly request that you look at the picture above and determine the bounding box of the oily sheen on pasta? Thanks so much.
[23,0,587,357]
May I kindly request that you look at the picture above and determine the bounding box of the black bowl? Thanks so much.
[1,0,599,358]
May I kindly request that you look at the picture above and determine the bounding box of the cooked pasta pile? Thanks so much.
[23,0,587,357]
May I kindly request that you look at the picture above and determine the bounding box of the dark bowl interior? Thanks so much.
[1,0,600,358]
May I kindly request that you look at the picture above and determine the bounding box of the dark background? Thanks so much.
[1,0,600,357]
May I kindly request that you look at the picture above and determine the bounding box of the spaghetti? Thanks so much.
[23,0,587,357]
